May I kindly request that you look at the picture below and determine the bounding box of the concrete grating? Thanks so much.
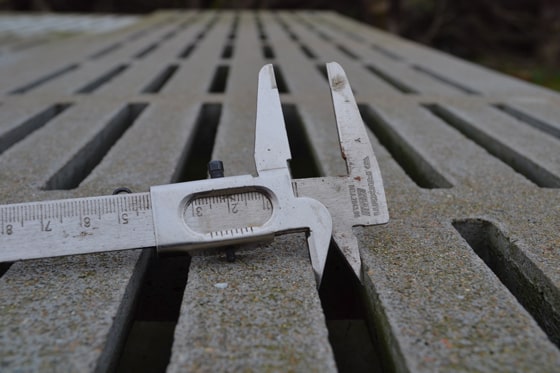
[0,10,558,372]
[0,14,138,62]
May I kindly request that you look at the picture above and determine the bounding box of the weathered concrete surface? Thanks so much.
[168,238,335,372]
[0,9,559,372]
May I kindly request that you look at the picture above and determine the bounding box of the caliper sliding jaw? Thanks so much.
[290,62,389,282]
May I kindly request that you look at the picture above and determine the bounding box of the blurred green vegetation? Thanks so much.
[396,0,560,92]
[477,58,560,92]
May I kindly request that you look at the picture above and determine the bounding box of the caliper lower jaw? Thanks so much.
[300,197,332,286]
[294,173,388,283]
[258,168,333,287]
[332,225,363,281]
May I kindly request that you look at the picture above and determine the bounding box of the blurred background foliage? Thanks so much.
[3,0,559,90]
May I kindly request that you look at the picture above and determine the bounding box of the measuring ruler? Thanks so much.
[0,193,154,261]
[0,62,388,285]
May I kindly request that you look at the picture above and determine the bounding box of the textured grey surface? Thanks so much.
[168,238,335,372]
[0,9,559,372]
[0,14,137,58]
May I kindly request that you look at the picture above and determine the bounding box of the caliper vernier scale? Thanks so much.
[0,62,388,285]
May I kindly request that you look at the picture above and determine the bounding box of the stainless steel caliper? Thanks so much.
[0,62,388,285]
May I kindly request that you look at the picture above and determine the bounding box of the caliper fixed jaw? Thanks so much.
[294,62,389,282]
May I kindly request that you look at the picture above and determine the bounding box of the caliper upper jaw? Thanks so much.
[254,64,292,174]
[277,194,333,287]
[254,64,332,287]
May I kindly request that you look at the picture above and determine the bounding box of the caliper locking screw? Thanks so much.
[112,187,132,195]
[208,160,225,178]
[208,160,236,263]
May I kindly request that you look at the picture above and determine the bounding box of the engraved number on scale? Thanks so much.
[0,194,150,237]
[184,191,273,237]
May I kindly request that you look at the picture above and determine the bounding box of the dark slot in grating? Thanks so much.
[319,244,386,373]
[453,219,560,348]
[178,20,191,29]
[10,64,79,94]
[359,104,453,188]
[317,64,328,81]
[76,65,128,94]
[255,17,267,40]
[90,43,122,59]
[178,43,195,59]
[127,29,147,41]
[275,16,299,41]
[371,45,403,61]
[228,15,239,40]
[195,31,205,40]
[161,30,177,40]
[286,29,299,41]
[0,262,12,278]
[134,42,159,59]
[116,253,191,373]
[337,45,359,60]
[281,104,320,178]
[426,104,560,188]
[221,43,233,59]
[412,65,479,94]
[43,103,148,190]
[273,65,289,94]
[317,31,332,41]
[262,44,275,59]
[93,250,152,373]
[300,44,316,59]
[365,65,417,94]
[174,104,222,182]
[141,65,178,94]
[208,65,229,93]
[0,103,72,155]
[494,104,560,140]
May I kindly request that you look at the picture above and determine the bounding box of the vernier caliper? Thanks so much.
[0,62,388,285]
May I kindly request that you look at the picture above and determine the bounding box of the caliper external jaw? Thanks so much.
[294,62,389,282]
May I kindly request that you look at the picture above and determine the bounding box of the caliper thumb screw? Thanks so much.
[208,160,224,178]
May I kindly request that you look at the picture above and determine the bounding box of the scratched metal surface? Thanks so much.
[0,10,559,372]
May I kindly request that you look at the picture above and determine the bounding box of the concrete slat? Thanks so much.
[365,102,533,188]
[435,103,560,187]
[0,100,126,190]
